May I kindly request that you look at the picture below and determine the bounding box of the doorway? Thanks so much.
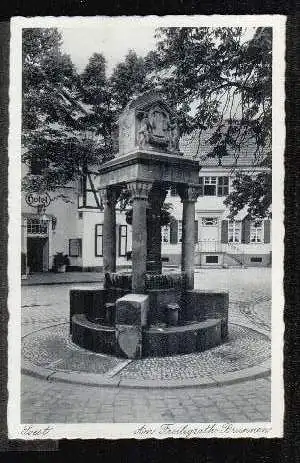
[199,217,219,240]
[27,237,49,273]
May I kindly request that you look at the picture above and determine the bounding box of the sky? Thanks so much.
[60,24,256,77]
[60,25,158,75]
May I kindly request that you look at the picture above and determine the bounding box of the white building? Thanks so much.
[21,132,271,274]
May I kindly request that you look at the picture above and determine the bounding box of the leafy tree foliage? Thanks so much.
[110,49,150,111]
[22,28,93,194]
[148,27,272,218]
[22,32,149,197]
[22,27,272,220]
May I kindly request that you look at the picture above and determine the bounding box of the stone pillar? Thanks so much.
[147,185,168,274]
[99,186,121,273]
[127,181,152,293]
[178,185,201,290]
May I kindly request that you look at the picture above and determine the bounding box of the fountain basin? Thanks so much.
[71,313,222,357]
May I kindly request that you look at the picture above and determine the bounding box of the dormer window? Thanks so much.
[199,176,229,196]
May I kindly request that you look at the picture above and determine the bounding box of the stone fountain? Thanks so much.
[70,91,229,358]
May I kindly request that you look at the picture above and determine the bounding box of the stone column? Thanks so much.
[99,186,121,273]
[178,185,201,290]
[147,185,168,274]
[127,181,152,293]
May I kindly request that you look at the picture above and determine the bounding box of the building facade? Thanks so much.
[21,157,271,274]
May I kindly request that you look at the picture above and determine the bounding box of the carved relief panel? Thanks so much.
[136,103,180,153]
[118,93,181,156]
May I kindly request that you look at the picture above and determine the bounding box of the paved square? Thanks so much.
[21,268,272,423]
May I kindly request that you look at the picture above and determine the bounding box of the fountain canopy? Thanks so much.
[70,91,229,358]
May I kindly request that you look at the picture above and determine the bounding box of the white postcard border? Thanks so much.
[8,14,286,440]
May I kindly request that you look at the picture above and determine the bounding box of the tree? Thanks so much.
[22,28,88,194]
[110,49,150,111]
[149,27,272,219]
[22,36,152,198]
[22,31,120,198]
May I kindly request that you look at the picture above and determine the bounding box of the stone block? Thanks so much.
[115,294,149,326]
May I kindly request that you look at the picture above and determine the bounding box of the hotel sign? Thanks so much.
[25,192,51,208]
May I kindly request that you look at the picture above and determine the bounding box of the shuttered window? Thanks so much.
[119,225,127,256]
[169,220,198,244]
[95,224,103,256]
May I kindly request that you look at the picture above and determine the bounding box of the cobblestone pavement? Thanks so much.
[21,268,272,423]
[22,323,270,379]
[22,271,104,286]
[21,374,271,423]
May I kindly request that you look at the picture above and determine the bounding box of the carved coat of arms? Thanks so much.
[137,103,180,153]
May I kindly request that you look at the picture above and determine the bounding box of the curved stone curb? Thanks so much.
[22,357,271,389]
[22,320,271,389]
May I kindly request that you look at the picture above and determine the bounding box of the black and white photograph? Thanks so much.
[8,16,285,439]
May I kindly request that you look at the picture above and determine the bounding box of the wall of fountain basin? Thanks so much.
[70,272,229,358]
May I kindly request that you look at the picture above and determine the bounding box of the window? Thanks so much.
[27,218,48,235]
[217,176,229,196]
[95,224,103,256]
[119,225,127,256]
[204,176,217,195]
[206,255,219,264]
[202,217,218,227]
[199,176,229,196]
[162,225,170,243]
[169,220,198,244]
[250,257,262,263]
[250,222,264,243]
[178,220,183,242]
[228,221,242,243]
[69,239,82,257]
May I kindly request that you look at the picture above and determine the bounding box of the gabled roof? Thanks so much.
[180,127,269,168]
